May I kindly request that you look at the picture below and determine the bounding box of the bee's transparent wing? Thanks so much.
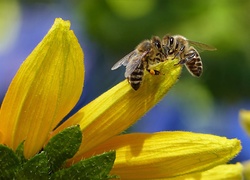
[124,51,148,78]
[111,51,136,70]
[188,40,217,52]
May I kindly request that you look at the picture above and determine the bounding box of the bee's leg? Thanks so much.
[174,58,186,66]
[172,44,185,60]
[147,69,164,75]
[175,48,195,66]
[145,60,164,75]
[172,52,180,60]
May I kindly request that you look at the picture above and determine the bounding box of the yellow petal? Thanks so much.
[165,163,243,180]
[0,18,84,158]
[239,110,250,136]
[53,59,182,156]
[0,130,3,144]
[71,131,241,179]
[243,160,250,180]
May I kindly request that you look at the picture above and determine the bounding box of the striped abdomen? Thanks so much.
[185,56,203,77]
[128,63,144,90]
[184,47,203,77]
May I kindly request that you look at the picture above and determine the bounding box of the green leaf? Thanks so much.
[16,152,49,179]
[0,145,20,179]
[44,125,82,172]
[52,151,116,180]
[15,141,27,164]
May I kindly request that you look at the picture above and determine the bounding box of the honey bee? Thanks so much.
[162,35,216,77]
[111,36,165,90]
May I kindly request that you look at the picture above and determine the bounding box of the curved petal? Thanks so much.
[240,110,250,136]
[0,18,84,158]
[70,132,241,179]
[164,163,243,180]
[243,160,250,179]
[53,59,182,156]
[0,130,3,144]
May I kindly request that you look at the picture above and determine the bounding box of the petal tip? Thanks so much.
[52,18,71,32]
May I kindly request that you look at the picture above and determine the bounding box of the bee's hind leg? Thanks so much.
[174,59,186,66]
[147,69,164,75]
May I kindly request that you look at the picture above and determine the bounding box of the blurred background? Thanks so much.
[1,0,250,163]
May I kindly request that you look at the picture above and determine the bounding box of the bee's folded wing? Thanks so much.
[111,51,136,70]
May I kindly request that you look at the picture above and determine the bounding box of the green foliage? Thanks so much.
[0,145,19,179]
[0,125,116,179]
[52,151,117,180]
[15,141,26,164]
[15,152,49,179]
[43,125,82,172]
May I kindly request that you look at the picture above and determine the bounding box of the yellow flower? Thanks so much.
[240,110,250,136]
[242,160,250,180]
[240,110,250,179]
[0,18,242,179]
[164,163,243,180]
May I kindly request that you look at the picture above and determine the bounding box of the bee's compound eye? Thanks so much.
[170,37,174,45]
[155,41,161,49]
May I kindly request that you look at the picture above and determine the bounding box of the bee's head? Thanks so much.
[138,40,152,53]
[151,36,162,50]
[162,35,175,56]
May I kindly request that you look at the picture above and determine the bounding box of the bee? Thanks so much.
[111,36,165,90]
[162,35,216,77]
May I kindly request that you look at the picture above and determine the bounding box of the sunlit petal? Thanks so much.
[243,160,250,180]
[53,60,182,157]
[239,110,250,136]
[164,163,243,180]
[0,18,84,158]
[71,131,241,179]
